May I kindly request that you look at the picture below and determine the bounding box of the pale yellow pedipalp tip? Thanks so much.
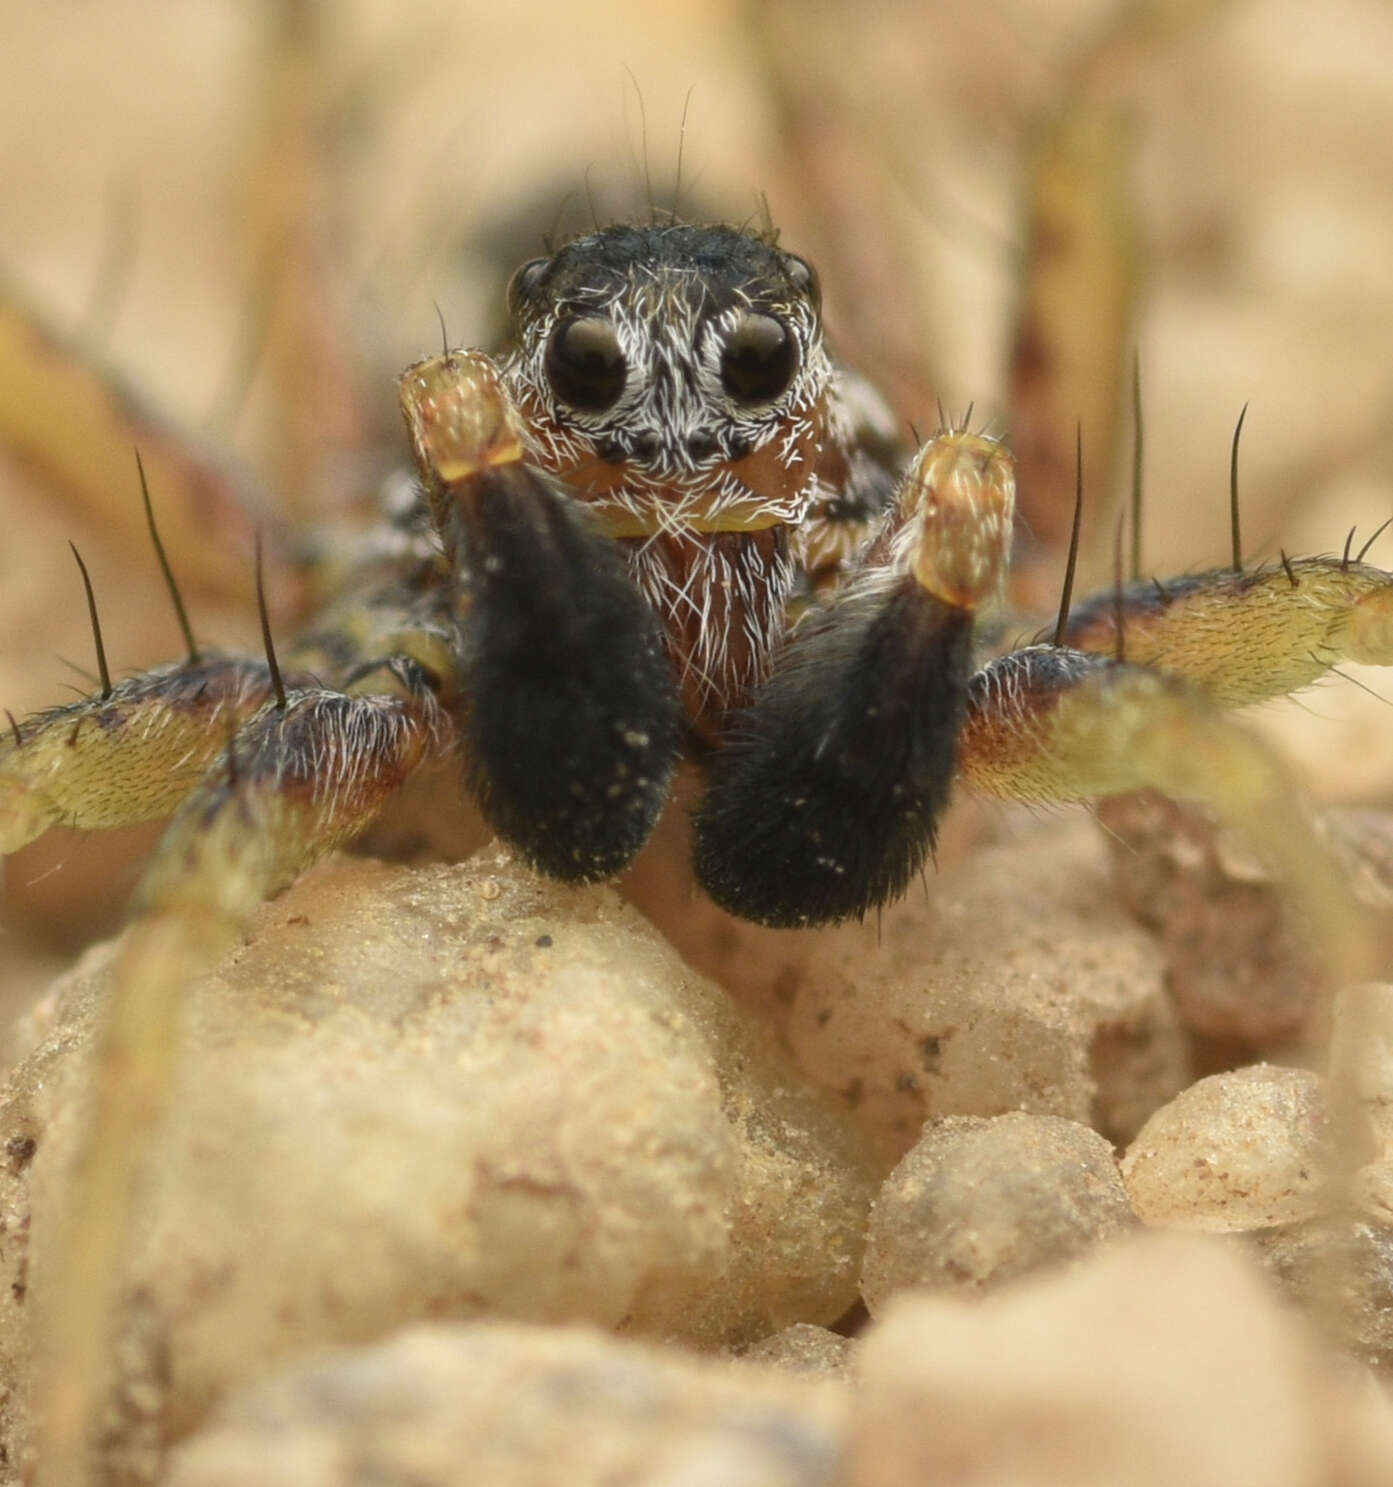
[903,432,1016,610]
[399,351,526,484]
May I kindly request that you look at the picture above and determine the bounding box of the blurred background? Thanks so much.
[2,0,1393,996]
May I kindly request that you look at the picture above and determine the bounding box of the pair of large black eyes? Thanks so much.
[543,313,799,414]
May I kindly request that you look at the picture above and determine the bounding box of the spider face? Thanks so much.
[502,224,829,520]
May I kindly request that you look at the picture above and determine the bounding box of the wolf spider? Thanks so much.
[5,221,1393,1480]
[4,222,1393,934]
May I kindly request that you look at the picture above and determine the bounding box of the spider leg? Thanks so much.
[1060,556,1393,703]
[36,670,445,1487]
[693,432,1014,927]
[958,645,1379,987]
[0,275,271,598]
[26,506,466,1484]
[399,350,682,881]
[0,657,278,853]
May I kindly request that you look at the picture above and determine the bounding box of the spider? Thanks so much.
[6,220,1393,1486]
[4,219,1392,935]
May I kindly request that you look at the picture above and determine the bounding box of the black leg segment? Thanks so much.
[452,465,681,882]
[693,578,974,926]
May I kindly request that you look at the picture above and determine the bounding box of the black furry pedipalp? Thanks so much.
[693,581,973,927]
[451,464,681,882]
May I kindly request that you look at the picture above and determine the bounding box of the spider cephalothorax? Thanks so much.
[498,223,900,725]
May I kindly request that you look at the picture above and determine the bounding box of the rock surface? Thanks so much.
[641,813,1187,1162]
[162,1236,1393,1487]
[1096,791,1324,1044]
[0,849,875,1472]
[847,1232,1393,1487]
[741,1323,854,1379]
[862,1112,1136,1310]
[165,1322,847,1487]
[1256,1217,1393,1370]
[1122,1065,1330,1232]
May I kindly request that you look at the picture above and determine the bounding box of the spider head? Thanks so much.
[499,224,834,536]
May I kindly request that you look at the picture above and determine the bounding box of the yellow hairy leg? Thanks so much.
[0,659,276,854]
[958,647,1380,988]
[1060,557,1393,704]
[34,686,442,1487]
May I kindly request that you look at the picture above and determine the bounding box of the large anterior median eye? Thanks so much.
[545,317,627,412]
[720,313,797,405]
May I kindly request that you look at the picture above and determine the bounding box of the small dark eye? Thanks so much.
[720,314,797,405]
[545,317,627,412]
[506,256,549,317]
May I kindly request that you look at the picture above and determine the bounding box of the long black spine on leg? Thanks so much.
[694,578,973,927]
[452,465,681,882]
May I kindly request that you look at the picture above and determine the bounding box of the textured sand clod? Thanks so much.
[1,828,1391,1481]
[1122,1065,1332,1232]
[863,1112,1136,1309]
[1097,791,1325,1043]
[1098,797,1393,1049]
[165,1323,850,1487]
[0,848,875,1473]
[161,1236,1393,1487]
[847,1232,1393,1487]
[657,814,1188,1162]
